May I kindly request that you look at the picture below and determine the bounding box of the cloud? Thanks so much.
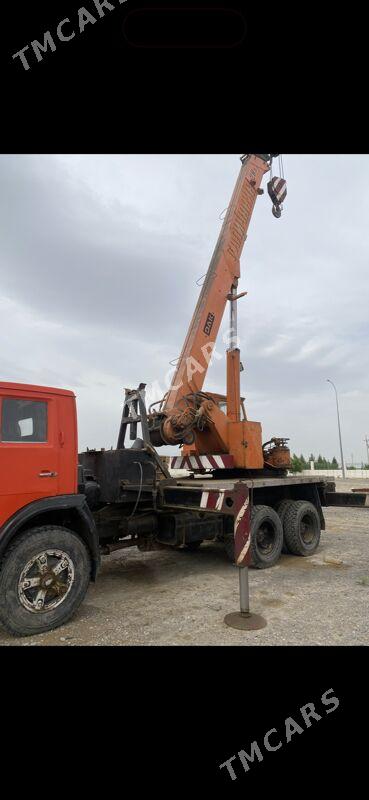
[1,153,369,463]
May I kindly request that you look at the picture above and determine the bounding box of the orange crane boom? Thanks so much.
[164,154,270,414]
[148,154,289,473]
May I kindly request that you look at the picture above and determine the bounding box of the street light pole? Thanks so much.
[327,379,346,479]
[365,436,369,467]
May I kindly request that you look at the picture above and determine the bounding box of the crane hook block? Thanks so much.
[267,177,287,218]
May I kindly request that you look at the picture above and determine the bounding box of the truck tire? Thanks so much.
[0,526,91,637]
[224,505,283,568]
[275,499,295,553]
[250,505,283,569]
[283,501,321,556]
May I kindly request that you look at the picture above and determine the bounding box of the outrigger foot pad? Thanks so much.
[224,611,267,631]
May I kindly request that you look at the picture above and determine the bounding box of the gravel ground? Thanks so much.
[1,481,369,646]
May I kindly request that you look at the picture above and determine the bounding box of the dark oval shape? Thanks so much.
[122,7,247,49]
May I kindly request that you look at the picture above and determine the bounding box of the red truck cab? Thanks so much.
[0,382,78,526]
[0,382,99,638]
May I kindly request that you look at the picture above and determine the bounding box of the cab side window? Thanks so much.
[1,399,48,443]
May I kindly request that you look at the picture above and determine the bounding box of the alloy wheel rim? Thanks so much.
[18,549,75,613]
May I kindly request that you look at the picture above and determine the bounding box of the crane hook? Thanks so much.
[272,205,282,219]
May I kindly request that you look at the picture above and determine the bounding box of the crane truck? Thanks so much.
[0,154,350,637]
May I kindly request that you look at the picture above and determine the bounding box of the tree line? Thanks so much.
[290,454,338,473]
[290,454,369,472]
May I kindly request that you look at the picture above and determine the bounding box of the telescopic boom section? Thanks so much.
[159,154,271,444]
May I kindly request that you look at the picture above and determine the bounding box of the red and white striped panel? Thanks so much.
[233,487,251,566]
[199,489,228,512]
[199,484,251,566]
[170,454,235,471]
[268,177,287,205]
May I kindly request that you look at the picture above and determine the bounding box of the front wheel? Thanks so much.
[0,526,91,637]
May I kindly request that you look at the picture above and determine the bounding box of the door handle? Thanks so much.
[38,471,58,478]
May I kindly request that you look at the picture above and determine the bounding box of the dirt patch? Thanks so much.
[1,505,369,646]
[263,598,285,608]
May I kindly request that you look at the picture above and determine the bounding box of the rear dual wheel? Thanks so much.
[280,500,321,556]
[250,505,284,569]
[275,499,293,553]
[225,505,283,569]
[225,500,321,568]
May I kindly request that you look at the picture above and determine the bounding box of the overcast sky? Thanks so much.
[1,154,368,464]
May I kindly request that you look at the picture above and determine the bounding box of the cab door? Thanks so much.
[0,390,59,527]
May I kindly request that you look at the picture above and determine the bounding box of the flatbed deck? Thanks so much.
[174,475,329,490]
[172,474,368,510]
[159,473,329,522]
